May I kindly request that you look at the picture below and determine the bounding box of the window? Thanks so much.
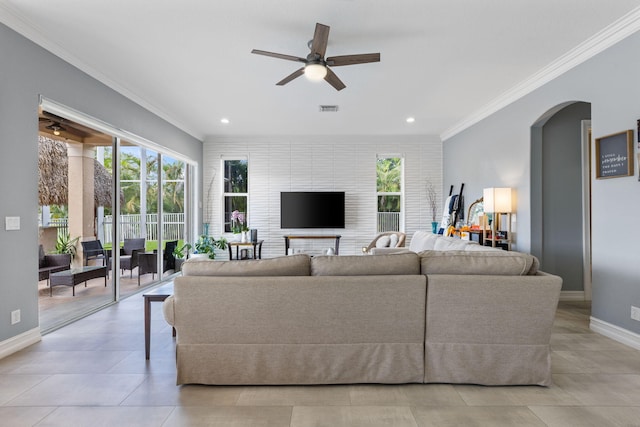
[376,155,403,232]
[222,158,248,232]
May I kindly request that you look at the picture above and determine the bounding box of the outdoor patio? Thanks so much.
[38,267,177,333]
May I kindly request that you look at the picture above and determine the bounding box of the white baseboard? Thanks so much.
[0,328,42,359]
[560,291,586,301]
[590,316,640,351]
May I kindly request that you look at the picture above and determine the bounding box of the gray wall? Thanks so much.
[0,23,203,344]
[538,102,591,292]
[444,31,640,334]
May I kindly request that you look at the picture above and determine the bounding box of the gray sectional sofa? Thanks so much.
[163,245,561,386]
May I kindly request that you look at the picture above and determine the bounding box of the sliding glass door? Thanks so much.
[38,98,194,332]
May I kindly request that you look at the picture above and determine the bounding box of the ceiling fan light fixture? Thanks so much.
[304,63,327,81]
[46,122,65,136]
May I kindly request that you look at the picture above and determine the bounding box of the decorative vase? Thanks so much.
[431,221,439,234]
[241,231,248,243]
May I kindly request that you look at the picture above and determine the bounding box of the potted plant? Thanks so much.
[230,210,249,242]
[51,232,80,259]
[190,234,228,260]
[173,242,192,271]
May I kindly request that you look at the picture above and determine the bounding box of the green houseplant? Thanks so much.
[181,235,227,260]
[51,233,80,259]
[173,243,192,260]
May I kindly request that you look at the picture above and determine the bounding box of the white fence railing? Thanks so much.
[103,213,185,243]
[38,218,69,239]
[377,212,400,232]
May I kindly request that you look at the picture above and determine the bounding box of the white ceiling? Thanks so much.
[2,0,640,140]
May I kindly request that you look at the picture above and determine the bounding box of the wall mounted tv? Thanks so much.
[280,191,345,229]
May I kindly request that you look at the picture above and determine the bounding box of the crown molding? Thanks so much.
[0,4,203,141]
[441,6,640,142]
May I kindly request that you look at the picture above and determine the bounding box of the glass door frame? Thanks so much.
[40,97,196,304]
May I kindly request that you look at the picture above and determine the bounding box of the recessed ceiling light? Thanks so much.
[220,118,230,124]
[406,117,415,123]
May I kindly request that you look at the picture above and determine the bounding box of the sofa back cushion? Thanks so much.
[408,231,439,252]
[311,252,420,276]
[432,236,480,251]
[419,250,538,276]
[182,254,311,276]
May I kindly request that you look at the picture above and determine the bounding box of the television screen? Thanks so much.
[280,192,345,229]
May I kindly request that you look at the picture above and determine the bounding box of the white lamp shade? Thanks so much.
[483,187,513,213]
[304,63,327,81]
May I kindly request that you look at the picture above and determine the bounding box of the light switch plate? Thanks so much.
[5,216,20,231]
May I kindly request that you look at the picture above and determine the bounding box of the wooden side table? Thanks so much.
[142,281,174,360]
[228,240,264,260]
[283,235,341,255]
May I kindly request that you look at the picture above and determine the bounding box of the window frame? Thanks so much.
[221,156,249,233]
[376,154,405,232]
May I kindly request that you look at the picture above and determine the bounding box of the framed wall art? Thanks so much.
[595,130,634,179]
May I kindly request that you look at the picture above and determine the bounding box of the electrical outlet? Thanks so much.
[631,306,640,322]
[10,310,20,325]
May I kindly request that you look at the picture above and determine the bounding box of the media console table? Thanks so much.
[283,235,341,256]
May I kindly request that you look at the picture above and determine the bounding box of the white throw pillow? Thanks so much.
[389,234,399,247]
[375,235,391,248]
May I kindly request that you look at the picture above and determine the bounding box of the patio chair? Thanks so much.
[80,239,107,266]
[120,238,146,277]
[137,240,178,285]
[163,240,178,272]
[38,244,71,284]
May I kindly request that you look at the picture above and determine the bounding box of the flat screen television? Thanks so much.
[280,191,345,229]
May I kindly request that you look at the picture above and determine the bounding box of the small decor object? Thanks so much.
[231,210,249,239]
[595,130,634,179]
[426,180,438,234]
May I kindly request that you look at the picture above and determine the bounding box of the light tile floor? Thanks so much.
[1,295,640,426]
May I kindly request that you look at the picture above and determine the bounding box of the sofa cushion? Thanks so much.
[419,250,537,276]
[311,252,420,276]
[181,254,311,276]
[408,231,439,252]
[389,234,399,247]
[38,245,46,268]
[432,237,479,251]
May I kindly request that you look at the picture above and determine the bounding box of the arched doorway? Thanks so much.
[531,101,592,300]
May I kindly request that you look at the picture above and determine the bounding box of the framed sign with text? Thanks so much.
[595,130,634,179]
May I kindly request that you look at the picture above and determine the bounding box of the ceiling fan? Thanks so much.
[38,111,91,139]
[251,23,380,91]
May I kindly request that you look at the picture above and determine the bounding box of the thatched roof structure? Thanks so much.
[38,136,115,207]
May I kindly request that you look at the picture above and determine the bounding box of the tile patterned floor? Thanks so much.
[1,298,639,426]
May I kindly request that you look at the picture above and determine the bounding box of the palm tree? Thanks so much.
[376,157,401,212]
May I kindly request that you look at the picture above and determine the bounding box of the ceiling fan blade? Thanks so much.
[326,53,381,67]
[310,23,330,58]
[251,49,306,63]
[276,68,305,86]
[324,67,346,91]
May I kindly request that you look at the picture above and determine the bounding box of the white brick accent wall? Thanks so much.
[203,135,442,258]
